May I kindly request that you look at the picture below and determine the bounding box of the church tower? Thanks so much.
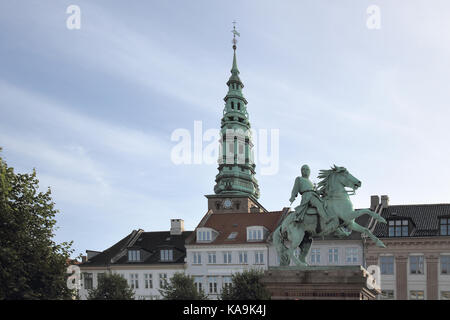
[206,25,266,214]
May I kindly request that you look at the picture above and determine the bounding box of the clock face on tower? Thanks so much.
[223,199,233,209]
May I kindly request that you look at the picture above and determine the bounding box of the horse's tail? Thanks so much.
[273,225,290,266]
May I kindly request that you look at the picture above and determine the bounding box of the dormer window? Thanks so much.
[128,250,141,262]
[197,228,217,243]
[160,249,173,261]
[440,218,449,235]
[388,219,409,237]
[198,230,211,241]
[247,226,264,241]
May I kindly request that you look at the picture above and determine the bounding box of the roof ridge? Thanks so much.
[210,210,284,216]
[387,203,450,207]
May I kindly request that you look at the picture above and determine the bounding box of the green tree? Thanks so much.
[0,150,74,299]
[87,273,134,300]
[159,272,208,300]
[220,269,271,300]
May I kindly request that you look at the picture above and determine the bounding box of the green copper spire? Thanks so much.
[213,25,260,199]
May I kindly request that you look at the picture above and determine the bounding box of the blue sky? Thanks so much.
[1,1,450,257]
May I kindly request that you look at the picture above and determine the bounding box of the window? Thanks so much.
[192,252,202,264]
[440,218,450,235]
[144,274,153,289]
[197,230,212,242]
[388,219,409,237]
[223,251,232,264]
[345,248,358,264]
[441,291,450,300]
[247,228,263,241]
[328,248,338,264]
[441,255,450,274]
[380,290,395,300]
[128,250,141,262]
[208,276,218,294]
[160,249,173,261]
[410,290,424,300]
[83,273,93,290]
[380,256,394,275]
[255,251,264,264]
[97,272,105,284]
[208,252,217,264]
[239,251,248,264]
[227,232,238,240]
[410,255,424,274]
[310,249,320,264]
[130,274,139,289]
[231,101,234,109]
[237,103,241,110]
[159,273,167,287]
[194,276,203,293]
[223,276,232,290]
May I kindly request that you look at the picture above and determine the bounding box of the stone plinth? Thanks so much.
[261,265,380,300]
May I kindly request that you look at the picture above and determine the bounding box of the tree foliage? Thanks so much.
[220,269,271,300]
[0,150,74,299]
[159,272,208,300]
[87,273,134,300]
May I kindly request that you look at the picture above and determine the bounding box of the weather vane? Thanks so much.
[231,20,240,50]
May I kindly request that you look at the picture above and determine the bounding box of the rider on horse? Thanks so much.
[289,165,332,225]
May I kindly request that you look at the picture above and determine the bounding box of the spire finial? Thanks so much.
[231,20,240,51]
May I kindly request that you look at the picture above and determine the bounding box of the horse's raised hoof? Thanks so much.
[376,240,386,248]
[378,216,387,224]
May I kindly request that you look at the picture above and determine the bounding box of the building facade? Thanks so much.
[78,219,191,300]
[185,209,287,299]
[365,195,450,300]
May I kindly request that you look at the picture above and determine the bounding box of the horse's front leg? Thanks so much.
[347,221,386,248]
[347,208,386,224]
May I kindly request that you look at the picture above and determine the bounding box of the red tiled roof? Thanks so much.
[190,209,288,245]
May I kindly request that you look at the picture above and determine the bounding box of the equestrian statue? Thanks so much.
[272,164,387,267]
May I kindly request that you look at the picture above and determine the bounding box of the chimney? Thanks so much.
[81,255,87,263]
[370,195,380,211]
[381,195,389,208]
[170,219,184,235]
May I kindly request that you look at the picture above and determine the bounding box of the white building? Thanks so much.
[185,208,287,299]
[365,195,450,300]
[78,219,191,300]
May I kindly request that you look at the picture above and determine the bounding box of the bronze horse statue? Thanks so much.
[273,166,387,266]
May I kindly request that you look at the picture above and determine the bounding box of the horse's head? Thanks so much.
[334,166,361,190]
[318,165,361,196]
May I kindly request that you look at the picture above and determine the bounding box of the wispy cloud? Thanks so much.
[0,81,168,160]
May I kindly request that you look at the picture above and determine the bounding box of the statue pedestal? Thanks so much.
[261,265,380,300]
